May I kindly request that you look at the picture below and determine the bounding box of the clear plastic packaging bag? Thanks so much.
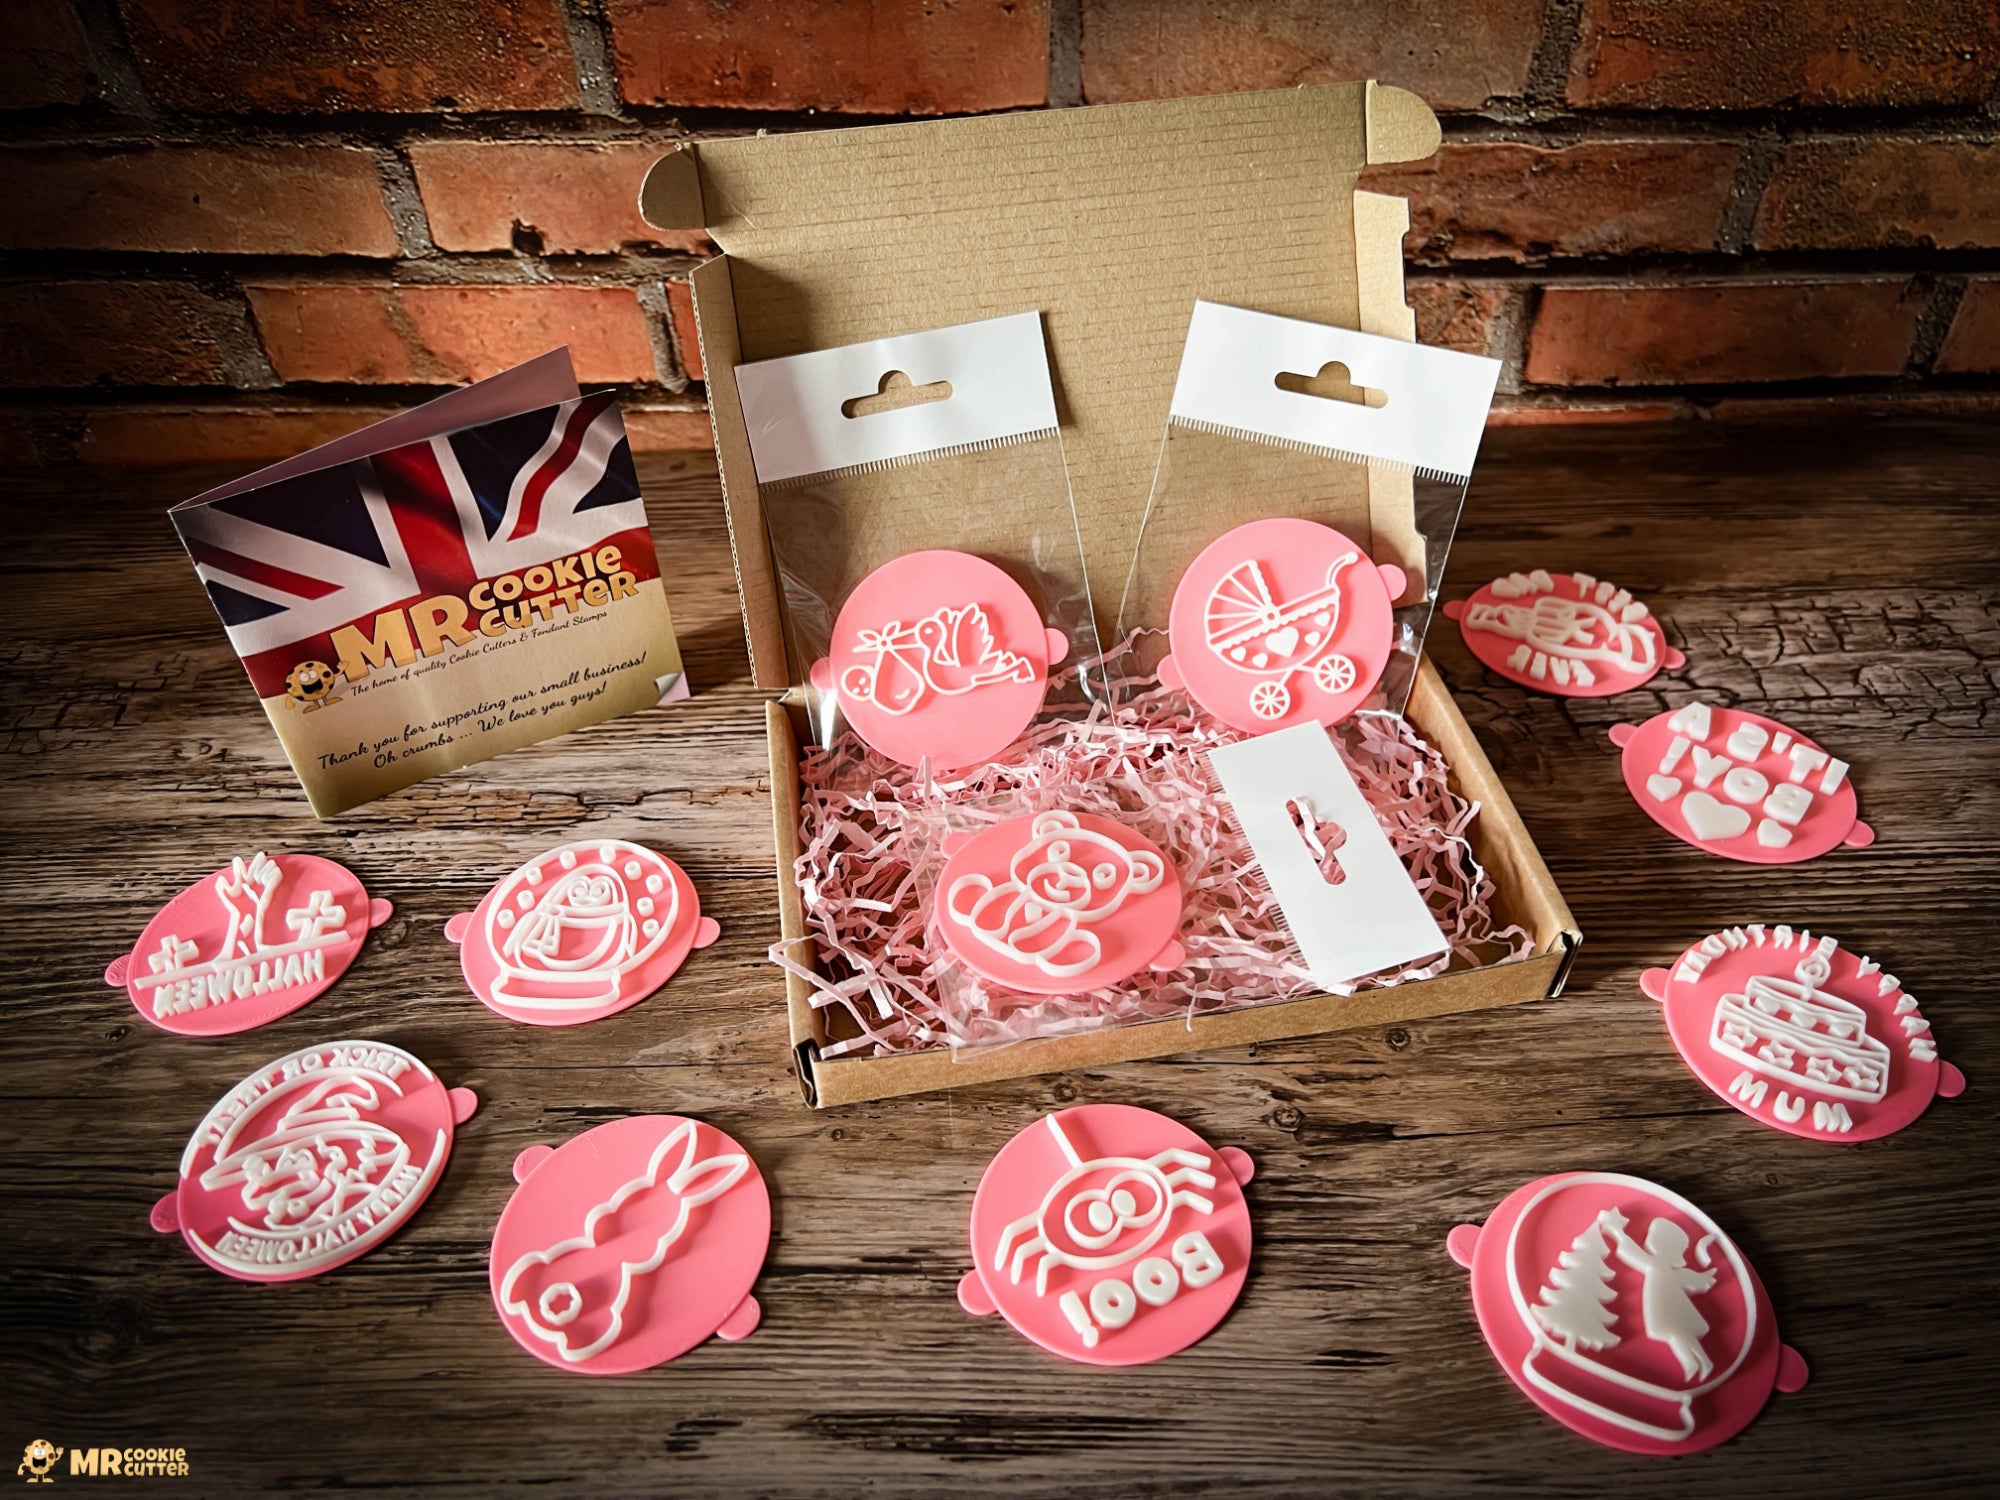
[1118,301,1500,727]
[735,311,1102,771]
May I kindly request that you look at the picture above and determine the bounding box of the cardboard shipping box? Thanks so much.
[641,82,1580,1107]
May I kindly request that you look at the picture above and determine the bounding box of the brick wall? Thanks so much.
[3,0,1996,467]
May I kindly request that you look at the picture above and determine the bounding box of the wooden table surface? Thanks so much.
[5,417,1996,1498]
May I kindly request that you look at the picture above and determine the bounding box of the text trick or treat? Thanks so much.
[106,852,391,1036]
[1610,700,1873,862]
[446,839,719,1026]
[152,1040,478,1282]
[1643,925,1965,1141]
[489,1116,770,1374]
[934,811,1186,996]
[1445,569,1684,696]
[958,1105,1255,1366]
[1450,1171,1809,1455]
[170,350,685,815]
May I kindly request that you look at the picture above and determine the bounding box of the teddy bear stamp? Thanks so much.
[935,810,1186,995]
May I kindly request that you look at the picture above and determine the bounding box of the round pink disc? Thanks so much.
[1444,568,1681,697]
[959,1105,1254,1366]
[1642,925,1965,1142]
[934,810,1184,996]
[446,839,719,1027]
[490,1115,770,1375]
[1451,1171,1806,1454]
[1611,701,1870,863]
[107,852,391,1036]
[1163,517,1399,731]
[812,548,1065,770]
[153,1039,475,1283]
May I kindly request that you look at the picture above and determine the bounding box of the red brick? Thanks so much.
[1081,0,1542,112]
[1526,282,1925,386]
[409,141,709,255]
[1567,0,2000,109]
[1366,141,1738,264]
[622,406,715,452]
[247,284,660,386]
[1709,390,2000,421]
[0,282,252,388]
[1487,400,1681,425]
[117,0,579,113]
[664,279,703,382]
[1936,280,2000,376]
[1408,282,1512,355]
[1754,141,2000,252]
[78,404,403,465]
[0,1,94,109]
[0,145,398,256]
[609,0,1047,113]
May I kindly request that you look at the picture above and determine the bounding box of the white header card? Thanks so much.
[734,310,1058,486]
[1170,301,1500,481]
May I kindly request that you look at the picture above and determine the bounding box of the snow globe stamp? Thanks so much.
[958,1105,1255,1366]
[1449,1171,1808,1454]
[446,839,719,1026]
[809,549,1069,771]
[1443,569,1682,696]
[934,811,1185,996]
[490,1115,769,1374]
[1643,925,1965,1141]
[1610,701,1873,863]
[152,1039,476,1282]
[1162,517,1404,732]
[106,852,392,1036]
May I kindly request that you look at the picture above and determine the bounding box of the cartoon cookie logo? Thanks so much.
[17,1440,61,1482]
[283,659,340,713]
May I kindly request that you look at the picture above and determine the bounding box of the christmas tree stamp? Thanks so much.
[1444,568,1683,696]
[957,1105,1254,1366]
[1449,1172,1808,1454]
[490,1115,769,1374]
[151,1039,477,1282]
[1644,925,1966,1141]
[106,852,392,1036]
[446,839,719,1026]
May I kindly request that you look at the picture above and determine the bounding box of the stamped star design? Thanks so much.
[1804,1055,1842,1084]
[1757,1039,1796,1070]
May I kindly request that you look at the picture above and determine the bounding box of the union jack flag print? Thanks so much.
[173,390,663,698]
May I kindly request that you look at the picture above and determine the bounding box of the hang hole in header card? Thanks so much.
[1274,361,1387,409]
[842,369,953,419]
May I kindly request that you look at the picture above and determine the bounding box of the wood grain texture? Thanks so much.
[3,421,1997,1498]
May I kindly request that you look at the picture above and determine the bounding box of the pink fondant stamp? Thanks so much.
[809,548,1068,770]
[490,1115,769,1375]
[958,1105,1255,1366]
[1642,925,1966,1142]
[446,839,719,1026]
[935,811,1185,996]
[1610,701,1872,863]
[151,1039,476,1282]
[106,852,391,1036]
[1443,568,1683,696]
[1449,1171,1808,1454]
[1162,517,1403,731]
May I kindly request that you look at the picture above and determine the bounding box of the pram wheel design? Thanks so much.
[1249,681,1289,719]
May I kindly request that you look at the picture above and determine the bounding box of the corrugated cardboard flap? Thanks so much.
[643,82,1442,690]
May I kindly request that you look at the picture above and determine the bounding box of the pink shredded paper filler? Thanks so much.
[771,643,1532,1058]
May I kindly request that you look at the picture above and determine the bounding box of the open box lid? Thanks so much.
[641,82,1442,691]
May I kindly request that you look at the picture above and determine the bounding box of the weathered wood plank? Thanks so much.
[2,418,1997,1498]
